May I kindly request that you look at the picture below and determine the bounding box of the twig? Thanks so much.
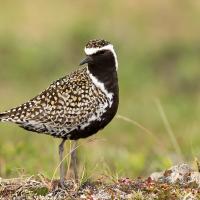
[154,98,183,161]
[116,114,165,150]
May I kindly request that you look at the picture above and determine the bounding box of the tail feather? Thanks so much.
[0,112,8,121]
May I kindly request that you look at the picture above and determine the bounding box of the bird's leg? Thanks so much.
[59,139,66,187]
[71,140,78,182]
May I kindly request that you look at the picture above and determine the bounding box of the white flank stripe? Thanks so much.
[87,68,113,105]
[84,44,118,70]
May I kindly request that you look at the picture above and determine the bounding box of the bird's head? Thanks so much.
[79,39,118,70]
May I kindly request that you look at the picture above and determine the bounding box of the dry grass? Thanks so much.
[0,163,200,200]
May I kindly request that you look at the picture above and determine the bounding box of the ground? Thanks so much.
[0,164,200,200]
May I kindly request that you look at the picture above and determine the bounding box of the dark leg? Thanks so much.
[59,139,66,187]
[71,140,78,181]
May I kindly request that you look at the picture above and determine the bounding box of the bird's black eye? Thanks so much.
[96,50,106,55]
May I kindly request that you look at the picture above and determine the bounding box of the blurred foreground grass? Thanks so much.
[0,0,200,179]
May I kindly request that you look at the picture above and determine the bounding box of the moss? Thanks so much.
[30,186,49,196]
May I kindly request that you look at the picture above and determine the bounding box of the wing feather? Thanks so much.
[1,68,109,138]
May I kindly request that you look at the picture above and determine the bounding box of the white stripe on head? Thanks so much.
[84,44,118,70]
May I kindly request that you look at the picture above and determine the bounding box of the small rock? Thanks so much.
[169,163,192,174]
[150,163,200,188]
[190,172,200,187]
[165,164,193,184]
[150,172,164,181]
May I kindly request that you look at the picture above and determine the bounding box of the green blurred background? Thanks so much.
[0,0,200,179]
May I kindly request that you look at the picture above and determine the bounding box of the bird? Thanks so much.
[0,39,119,187]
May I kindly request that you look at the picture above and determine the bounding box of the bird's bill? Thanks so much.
[79,56,92,66]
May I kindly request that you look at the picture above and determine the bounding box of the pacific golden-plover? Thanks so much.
[0,39,119,187]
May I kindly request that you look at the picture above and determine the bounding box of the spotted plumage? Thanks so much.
[0,67,114,139]
[0,39,119,185]
[85,39,110,48]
